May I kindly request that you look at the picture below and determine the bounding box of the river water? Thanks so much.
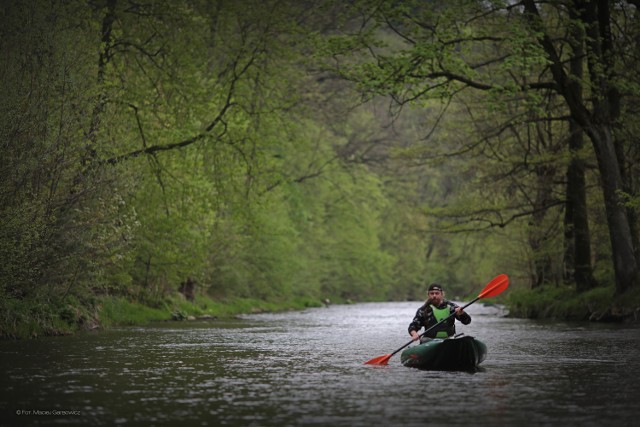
[1,302,639,427]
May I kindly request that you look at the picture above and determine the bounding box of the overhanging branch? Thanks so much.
[101,41,258,165]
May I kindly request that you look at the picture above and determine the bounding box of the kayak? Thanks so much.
[400,336,487,371]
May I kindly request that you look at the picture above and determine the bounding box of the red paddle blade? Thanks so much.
[478,274,509,299]
[364,354,392,365]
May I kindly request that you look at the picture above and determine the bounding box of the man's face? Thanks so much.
[428,290,444,305]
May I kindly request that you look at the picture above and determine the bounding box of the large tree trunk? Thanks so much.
[578,0,638,294]
[585,125,638,294]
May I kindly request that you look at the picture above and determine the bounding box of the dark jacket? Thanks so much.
[408,300,472,339]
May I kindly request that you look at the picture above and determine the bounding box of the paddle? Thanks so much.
[364,274,509,366]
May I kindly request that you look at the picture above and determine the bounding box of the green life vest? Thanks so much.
[430,305,451,338]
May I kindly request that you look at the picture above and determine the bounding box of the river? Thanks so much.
[1,302,639,427]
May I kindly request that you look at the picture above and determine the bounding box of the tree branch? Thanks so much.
[101,39,260,165]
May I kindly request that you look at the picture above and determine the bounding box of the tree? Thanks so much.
[522,0,638,294]
[325,0,639,295]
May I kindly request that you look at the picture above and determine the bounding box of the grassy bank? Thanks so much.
[0,294,326,339]
[98,294,325,327]
[505,285,640,322]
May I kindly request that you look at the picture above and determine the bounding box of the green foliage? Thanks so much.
[4,0,639,339]
[506,285,616,320]
[99,297,169,327]
[0,294,100,339]
[0,0,139,336]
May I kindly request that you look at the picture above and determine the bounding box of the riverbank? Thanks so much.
[3,284,639,339]
[0,294,326,340]
[98,295,326,327]
[505,285,640,322]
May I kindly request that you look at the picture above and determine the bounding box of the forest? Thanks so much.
[2,0,639,338]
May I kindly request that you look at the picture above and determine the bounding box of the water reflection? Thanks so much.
[1,302,639,426]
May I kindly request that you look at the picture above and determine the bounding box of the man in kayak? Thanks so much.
[408,283,471,342]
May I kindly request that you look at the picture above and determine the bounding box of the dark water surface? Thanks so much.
[1,302,639,427]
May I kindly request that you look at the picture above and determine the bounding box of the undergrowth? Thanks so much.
[505,284,639,321]
[1,293,325,339]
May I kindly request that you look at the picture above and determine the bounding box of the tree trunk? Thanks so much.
[85,0,117,164]
[564,8,597,292]
[564,122,597,292]
[529,157,557,289]
[579,0,638,294]
[585,124,638,294]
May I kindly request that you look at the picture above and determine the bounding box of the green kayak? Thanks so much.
[400,336,487,371]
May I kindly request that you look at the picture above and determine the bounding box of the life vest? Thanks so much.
[430,304,452,338]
